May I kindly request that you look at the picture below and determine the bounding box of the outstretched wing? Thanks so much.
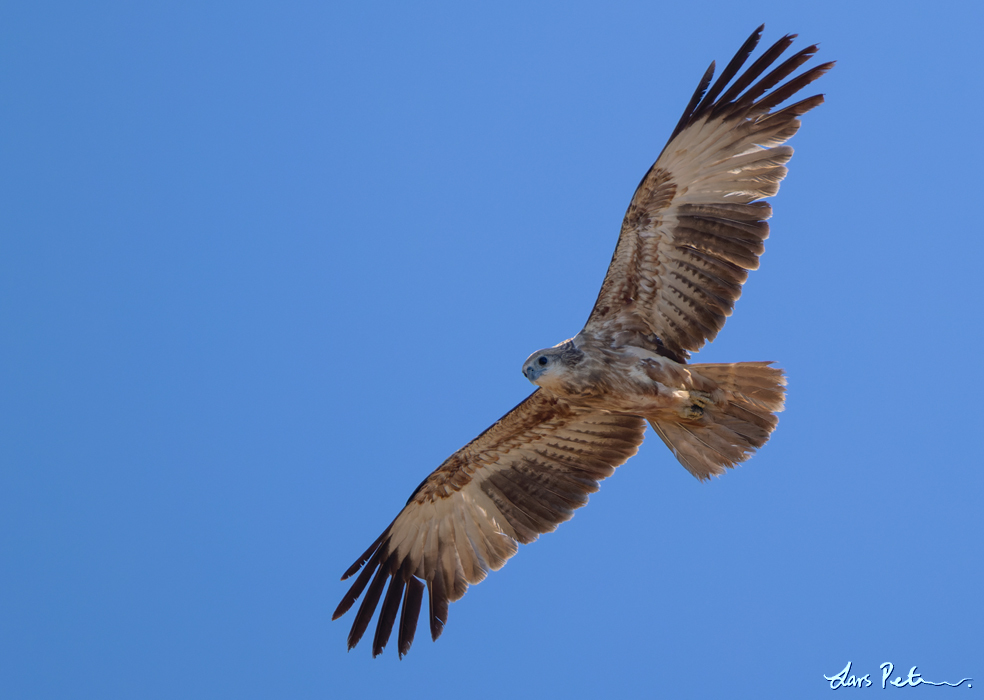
[333,390,645,657]
[584,26,833,361]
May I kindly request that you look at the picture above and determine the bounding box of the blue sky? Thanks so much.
[2,1,982,698]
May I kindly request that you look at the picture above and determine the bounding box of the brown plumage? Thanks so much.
[334,26,832,656]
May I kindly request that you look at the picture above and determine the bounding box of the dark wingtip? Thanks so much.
[346,565,390,650]
[397,577,424,658]
[340,529,388,581]
[371,573,406,657]
[427,575,449,642]
[333,549,380,621]
[665,61,715,146]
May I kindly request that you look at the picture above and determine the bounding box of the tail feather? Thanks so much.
[650,361,786,480]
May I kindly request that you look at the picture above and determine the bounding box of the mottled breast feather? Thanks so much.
[584,26,833,361]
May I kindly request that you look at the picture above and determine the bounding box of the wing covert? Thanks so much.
[332,390,646,657]
[584,26,833,361]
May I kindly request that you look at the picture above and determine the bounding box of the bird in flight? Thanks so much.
[334,26,832,657]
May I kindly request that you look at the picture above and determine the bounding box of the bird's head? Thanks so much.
[522,339,583,389]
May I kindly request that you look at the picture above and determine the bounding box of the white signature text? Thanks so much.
[824,661,972,690]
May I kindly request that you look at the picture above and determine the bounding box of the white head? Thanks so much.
[521,339,583,391]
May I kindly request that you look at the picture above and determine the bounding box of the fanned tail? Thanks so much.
[650,362,786,480]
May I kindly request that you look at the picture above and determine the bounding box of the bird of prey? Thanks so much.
[334,26,832,657]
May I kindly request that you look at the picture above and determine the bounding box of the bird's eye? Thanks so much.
[537,356,548,366]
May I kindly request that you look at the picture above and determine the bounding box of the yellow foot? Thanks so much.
[679,391,712,420]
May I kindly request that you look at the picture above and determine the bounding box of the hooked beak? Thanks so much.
[524,365,543,383]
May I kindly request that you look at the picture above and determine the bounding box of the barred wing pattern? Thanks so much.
[585,26,833,361]
[333,390,646,657]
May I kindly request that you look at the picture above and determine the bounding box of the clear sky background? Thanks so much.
[2,1,982,698]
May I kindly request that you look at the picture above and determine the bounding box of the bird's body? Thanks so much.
[523,331,785,479]
[525,335,703,420]
[334,26,832,657]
